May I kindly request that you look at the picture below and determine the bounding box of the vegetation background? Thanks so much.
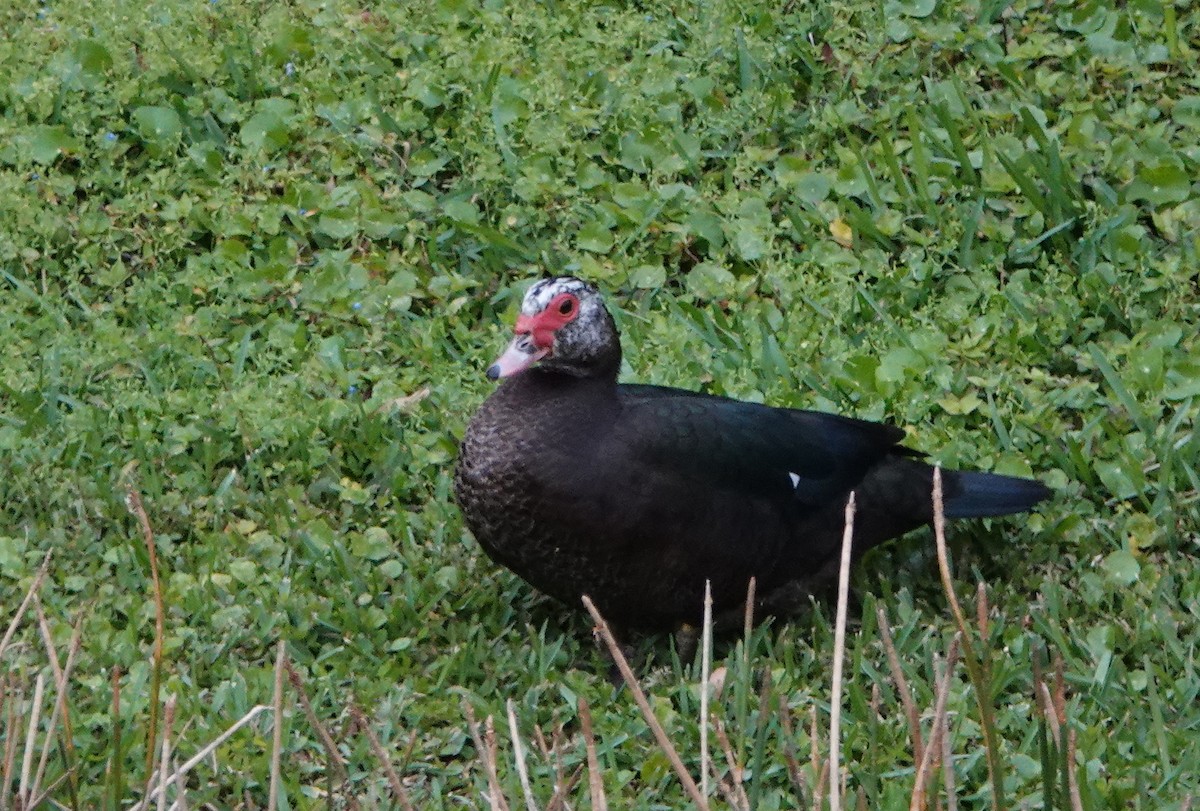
[0,0,1197,807]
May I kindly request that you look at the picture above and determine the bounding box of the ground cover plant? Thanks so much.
[1,0,1198,807]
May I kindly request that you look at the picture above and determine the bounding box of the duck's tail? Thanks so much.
[942,469,1051,519]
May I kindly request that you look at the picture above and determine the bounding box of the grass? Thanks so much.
[0,0,1198,807]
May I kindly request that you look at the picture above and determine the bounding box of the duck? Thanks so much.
[454,277,1050,631]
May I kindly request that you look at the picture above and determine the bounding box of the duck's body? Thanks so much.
[454,278,1049,630]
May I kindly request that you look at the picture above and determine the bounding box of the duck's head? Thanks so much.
[487,277,620,381]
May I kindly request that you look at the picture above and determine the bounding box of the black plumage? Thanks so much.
[454,278,1050,630]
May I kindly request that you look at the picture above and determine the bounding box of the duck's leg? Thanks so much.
[674,623,699,665]
[592,621,636,685]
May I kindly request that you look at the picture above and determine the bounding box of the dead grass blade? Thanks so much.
[2,678,20,810]
[582,595,710,811]
[910,635,960,811]
[1066,728,1083,811]
[700,579,713,802]
[710,712,750,811]
[349,704,416,811]
[506,699,540,811]
[124,483,166,787]
[31,600,85,804]
[810,704,826,811]
[283,662,358,810]
[0,551,53,663]
[578,696,607,811]
[463,699,509,811]
[877,606,924,766]
[127,704,271,811]
[932,468,1005,811]
[941,697,957,811]
[742,576,757,667]
[776,697,809,806]
[157,696,176,811]
[268,640,286,811]
[829,492,857,811]
[18,672,45,807]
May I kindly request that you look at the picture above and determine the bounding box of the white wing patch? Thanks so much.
[788,472,801,488]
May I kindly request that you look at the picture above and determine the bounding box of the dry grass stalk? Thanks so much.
[18,671,46,807]
[27,772,71,810]
[577,696,607,811]
[0,551,53,663]
[283,662,358,810]
[581,595,711,811]
[931,470,971,655]
[31,601,85,803]
[348,705,416,811]
[127,704,271,811]
[1,678,17,811]
[171,754,190,811]
[975,582,990,640]
[813,759,830,811]
[485,715,509,811]
[531,724,551,763]
[1052,653,1067,728]
[268,640,286,811]
[700,579,713,802]
[1037,682,1061,745]
[742,576,757,667]
[809,704,825,811]
[877,605,925,767]
[157,696,176,811]
[909,634,961,811]
[126,483,167,790]
[941,698,958,811]
[776,697,809,805]
[931,468,1004,811]
[544,763,583,811]
[108,665,123,810]
[462,699,509,811]
[506,699,540,811]
[1066,728,1083,811]
[543,723,577,810]
[710,712,750,811]
[828,491,857,811]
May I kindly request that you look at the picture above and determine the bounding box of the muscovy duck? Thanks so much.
[454,277,1049,630]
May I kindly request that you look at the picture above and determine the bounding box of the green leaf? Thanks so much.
[316,213,358,240]
[0,535,27,575]
[685,262,736,300]
[1095,458,1141,500]
[133,106,183,146]
[27,125,80,164]
[229,559,259,584]
[629,264,665,288]
[1128,160,1193,206]
[1102,549,1140,586]
[443,199,480,225]
[937,392,983,415]
[1173,96,1200,129]
[876,347,926,386]
[793,172,831,204]
[577,220,614,253]
[75,39,113,78]
[240,110,289,152]
[895,0,937,17]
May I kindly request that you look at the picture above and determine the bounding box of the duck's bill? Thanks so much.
[486,335,549,380]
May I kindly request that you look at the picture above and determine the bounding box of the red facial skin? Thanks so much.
[514,292,579,350]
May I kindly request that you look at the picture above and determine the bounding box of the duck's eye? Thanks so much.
[559,298,575,315]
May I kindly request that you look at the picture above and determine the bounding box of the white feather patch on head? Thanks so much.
[788,472,801,489]
[521,277,592,316]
